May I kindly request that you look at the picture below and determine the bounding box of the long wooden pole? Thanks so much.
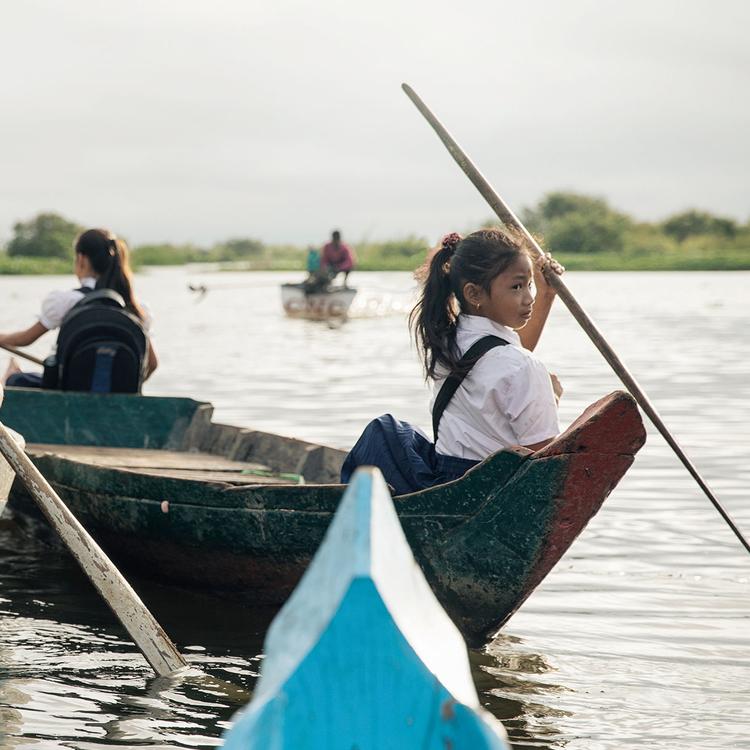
[402,83,750,556]
[1,343,44,367]
[0,388,188,674]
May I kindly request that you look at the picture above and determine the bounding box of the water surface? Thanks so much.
[1,269,748,749]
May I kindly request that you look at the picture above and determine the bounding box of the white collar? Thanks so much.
[457,313,521,346]
[79,277,97,289]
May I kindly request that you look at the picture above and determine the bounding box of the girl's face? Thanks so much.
[468,254,536,330]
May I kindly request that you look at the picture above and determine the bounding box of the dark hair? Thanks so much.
[75,229,145,320]
[409,227,531,379]
[331,230,341,241]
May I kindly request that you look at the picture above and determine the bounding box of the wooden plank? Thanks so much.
[27,444,271,472]
[221,467,508,749]
[0,427,23,516]
[26,444,308,485]
[25,444,297,485]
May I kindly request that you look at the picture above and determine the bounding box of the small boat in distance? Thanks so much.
[222,467,509,749]
[1,387,645,646]
[281,281,357,319]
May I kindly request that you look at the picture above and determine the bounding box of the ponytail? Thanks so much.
[75,229,145,320]
[410,227,531,379]
[409,233,463,379]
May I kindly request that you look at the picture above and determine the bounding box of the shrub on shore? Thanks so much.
[3,197,749,274]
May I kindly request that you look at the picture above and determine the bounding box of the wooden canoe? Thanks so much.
[0,386,645,646]
[0,387,24,516]
[222,466,509,748]
[281,282,357,319]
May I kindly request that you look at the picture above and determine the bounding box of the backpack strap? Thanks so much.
[66,289,126,318]
[432,334,509,442]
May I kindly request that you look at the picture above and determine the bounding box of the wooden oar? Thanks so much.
[0,386,188,675]
[0,343,44,367]
[402,83,750,556]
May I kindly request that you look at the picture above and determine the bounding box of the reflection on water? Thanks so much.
[1,269,749,749]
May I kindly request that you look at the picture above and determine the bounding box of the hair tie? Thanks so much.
[441,232,461,255]
[439,233,461,275]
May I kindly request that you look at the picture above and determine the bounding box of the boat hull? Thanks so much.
[1,387,645,645]
[281,282,357,319]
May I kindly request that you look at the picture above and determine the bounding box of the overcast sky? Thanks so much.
[1,0,747,246]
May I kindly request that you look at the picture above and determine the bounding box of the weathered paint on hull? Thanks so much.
[2,387,645,645]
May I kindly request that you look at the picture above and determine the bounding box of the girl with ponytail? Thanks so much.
[341,227,564,494]
[75,229,146,321]
[1,227,158,387]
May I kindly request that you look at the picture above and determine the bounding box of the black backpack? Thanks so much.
[42,289,148,393]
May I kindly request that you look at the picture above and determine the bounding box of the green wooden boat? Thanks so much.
[0,386,24,516]
[0,386,645,646]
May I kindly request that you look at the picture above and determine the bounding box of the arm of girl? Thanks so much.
[518,253,564,351]
[0,321,48,348]
[144,339,158,380]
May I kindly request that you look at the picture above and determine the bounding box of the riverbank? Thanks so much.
[3,244,750,274]
[0,256,71,275]
[4,192,749,274]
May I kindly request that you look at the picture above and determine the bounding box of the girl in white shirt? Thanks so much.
[411,228,563,455]
[1,228,157,386]
[341,227,563,494]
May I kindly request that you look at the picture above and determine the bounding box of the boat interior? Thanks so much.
[25,442,344,486]
[3,388,347,486]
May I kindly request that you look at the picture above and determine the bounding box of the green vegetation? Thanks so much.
[519,192,750,270]
[0,254,71,275]
[7,213,83,260]
[355,236,429,271]
[2,197,749,275]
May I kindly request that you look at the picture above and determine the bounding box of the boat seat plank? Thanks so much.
[26,443,270,472]
[25,443,300,483]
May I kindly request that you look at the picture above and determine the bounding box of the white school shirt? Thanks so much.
[431,314,560,460]
[39,277,97,330]
[39,277,152,333]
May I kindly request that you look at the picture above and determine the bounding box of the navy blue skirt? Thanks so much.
[340,414,478,495]
[5,371,43,388]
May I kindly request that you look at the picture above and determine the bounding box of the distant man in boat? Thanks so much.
[321,230,355,288]
[302,245,331,295]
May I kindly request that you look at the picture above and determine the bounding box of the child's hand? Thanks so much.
[550,373,563,404]
[534,252,564,296]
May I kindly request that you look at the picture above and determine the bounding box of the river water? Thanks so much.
[0,268,748,749]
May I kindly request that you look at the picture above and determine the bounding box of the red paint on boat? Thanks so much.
[506,392,646,621]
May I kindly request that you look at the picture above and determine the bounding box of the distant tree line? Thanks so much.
[519,192,745,255]
[2,194,749,273]
[6,213,84,259]
[1,213,269,266]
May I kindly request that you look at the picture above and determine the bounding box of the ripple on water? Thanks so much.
[1,270,749,749]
